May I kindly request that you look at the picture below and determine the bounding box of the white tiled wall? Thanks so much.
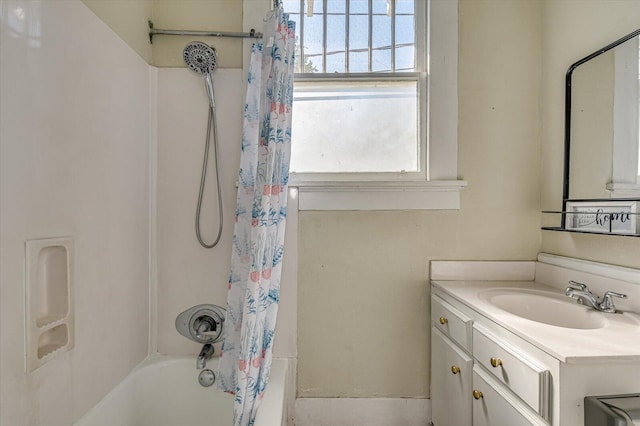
[0,1,151,424]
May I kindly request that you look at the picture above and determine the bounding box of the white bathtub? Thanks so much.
[75,356,288,426]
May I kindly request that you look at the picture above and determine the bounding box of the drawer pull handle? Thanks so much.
[450,365,460,374]
[473,390,483,400]
[490,357,503,368]
[439,317,448,325]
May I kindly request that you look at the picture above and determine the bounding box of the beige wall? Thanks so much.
[297,0,542,398]
[540,0,640,267]
[151,0,243,68]
[81,0,244,67]
[81,0,153,63]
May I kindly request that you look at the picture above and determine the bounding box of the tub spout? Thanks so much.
[197,343,214,369]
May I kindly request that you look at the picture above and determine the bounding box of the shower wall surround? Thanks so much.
[0,1,151,424]
[155,68,241,354]
[154,67,299,360]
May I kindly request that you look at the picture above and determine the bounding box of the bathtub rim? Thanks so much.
[74,354,288,426]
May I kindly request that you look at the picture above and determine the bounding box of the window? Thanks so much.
[276,0,464,209]
[284,0,425,182]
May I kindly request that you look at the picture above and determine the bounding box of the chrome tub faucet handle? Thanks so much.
[197,343,214,369]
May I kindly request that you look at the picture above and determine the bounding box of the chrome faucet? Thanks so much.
[565,281,627,313]
[197,343,214,369]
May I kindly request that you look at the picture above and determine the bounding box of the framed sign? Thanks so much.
[566,201,638,234]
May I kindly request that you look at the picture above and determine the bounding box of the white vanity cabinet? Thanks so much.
[431,295,473,426]
[430,256,640,426]
[431,327,472,426]
[431,292,550,426]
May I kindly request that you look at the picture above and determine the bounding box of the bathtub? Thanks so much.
[75,356,288,426]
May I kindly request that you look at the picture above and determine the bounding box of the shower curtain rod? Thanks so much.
[148,21,262,43]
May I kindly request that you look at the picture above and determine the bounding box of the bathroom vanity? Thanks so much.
[430,254,640,426]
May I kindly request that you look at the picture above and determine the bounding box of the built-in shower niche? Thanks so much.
[35,245,69,326]
[25,237,75,372]
[37,324,69,359]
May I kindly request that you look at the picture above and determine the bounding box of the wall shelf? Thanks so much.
[542,203,640,237]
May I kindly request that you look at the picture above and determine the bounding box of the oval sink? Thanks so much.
[480,288,607,329]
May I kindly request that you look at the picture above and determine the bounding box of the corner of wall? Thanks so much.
[148,65,159,355]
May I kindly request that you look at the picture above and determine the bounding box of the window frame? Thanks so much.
[242,0,466,210]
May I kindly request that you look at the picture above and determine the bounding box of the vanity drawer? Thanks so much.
[432,294,472,352]
[473,325,550,419]
[472,366,547,426]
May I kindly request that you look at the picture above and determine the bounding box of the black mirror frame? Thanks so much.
[562,28,640,228]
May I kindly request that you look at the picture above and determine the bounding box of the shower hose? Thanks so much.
[195,105,223,248]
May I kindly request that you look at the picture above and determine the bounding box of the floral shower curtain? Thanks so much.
[217,6,295,426]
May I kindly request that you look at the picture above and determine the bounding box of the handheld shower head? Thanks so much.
[183,42,217,108]
[183,41,217,75]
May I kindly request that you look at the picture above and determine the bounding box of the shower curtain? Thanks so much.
[217,6,295,426]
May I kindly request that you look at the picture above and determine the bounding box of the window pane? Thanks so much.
[304,12,324,72]
[372,48,391,72]
[327,0,346,14]
[349,0,369,14]
[372,0,388,15]
[282,0,300,14]
[288,13,304,72]
[291,80,419,173]
[348,13,368,51]
[326,52,346,73]
[372,15,391,49]
[326,12,345,54]
[395,14,414,46]
[372,14,391,71]
[395,45,414,71]
[305,0,323,15]
[349,51,368,73]
[395,0,413,15]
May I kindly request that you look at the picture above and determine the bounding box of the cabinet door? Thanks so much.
[431,327,473,426]
[472,367,545,426]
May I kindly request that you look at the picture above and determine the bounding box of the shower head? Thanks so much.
[183,42,217,109]
[183,42,218,75]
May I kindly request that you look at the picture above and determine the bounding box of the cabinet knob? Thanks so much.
[490,357,503,368]
[473,390,484,400]
[450,365,460,374]
[439,317,448,325]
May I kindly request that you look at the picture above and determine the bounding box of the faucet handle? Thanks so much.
[196,330,218,340]
[568,280,589,291]
[566,280,591,297]
[601,291,628,310]
[603,291,627,299]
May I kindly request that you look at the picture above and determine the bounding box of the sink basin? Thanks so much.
[480,288,607,329]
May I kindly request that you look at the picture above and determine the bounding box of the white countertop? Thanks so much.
[432,279,640,363]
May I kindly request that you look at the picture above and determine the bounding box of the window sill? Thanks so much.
[290,180,467,211]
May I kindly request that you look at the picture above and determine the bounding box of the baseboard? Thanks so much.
[293,397,431,426]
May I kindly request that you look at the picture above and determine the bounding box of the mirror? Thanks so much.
[566,28,640,201]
